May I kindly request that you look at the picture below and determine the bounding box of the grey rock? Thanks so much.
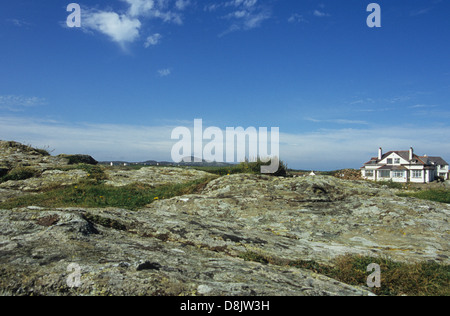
[0,141,448,296]
[0,207,373,296]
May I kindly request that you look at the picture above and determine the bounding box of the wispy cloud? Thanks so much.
[0,116,175,162]
[279,125,450,170]
[122,0,184,23]
[288,13,307,24]
[0,95,46,112]
[2,116,448,170]
[157,68,171,77]
[7,19,32,28]
[409,104,438,109]
[144,33,162,47]
[313,10,330,18]
[410,7,433,17]
[349,98,375,105]
[206,0,271,36]
[305,117,369,125]
[175,0,191,11]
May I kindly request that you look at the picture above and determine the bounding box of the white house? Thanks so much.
[361,147,449,183]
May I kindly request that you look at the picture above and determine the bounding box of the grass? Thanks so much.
[0,167,41,183]
[397,189,450,204]
[239,252,450,296]
[0,176,214,211]
[376,180,407,190]
[191,159,288,176]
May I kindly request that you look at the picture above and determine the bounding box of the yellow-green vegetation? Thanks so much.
[397,189,450,204]
[239,252,450,296]
[0,167,41,183]
[191,159,288,176]
[0,176,214,211]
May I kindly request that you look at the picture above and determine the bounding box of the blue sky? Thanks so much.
[0,0,449,170]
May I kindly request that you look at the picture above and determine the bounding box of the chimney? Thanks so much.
[409,147,414,161]
[378,147,382,160]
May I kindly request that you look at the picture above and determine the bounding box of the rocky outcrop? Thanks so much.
[0,141,449,296]
[103,167,215,187]
[0,206,373,296]
[0,141,210,202]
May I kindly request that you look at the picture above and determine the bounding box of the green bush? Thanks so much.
[58,154,98,165]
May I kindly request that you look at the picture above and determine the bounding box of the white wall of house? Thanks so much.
[437,165,449,180]
[378,152,409,166]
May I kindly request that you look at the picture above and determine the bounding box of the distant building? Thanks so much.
[361,147,449,183]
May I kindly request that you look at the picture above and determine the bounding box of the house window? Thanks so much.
[365,170,374,177]
[394,158,400,164]
[393,170,405,178]
[387,158,393,164]
[379,170,390,178]
[412,170,422,178]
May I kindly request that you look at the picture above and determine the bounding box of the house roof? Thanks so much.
[421,156,449,166]
[363,158,378,165]
[380,151,422,163]
[362,150,447,168]
[364,151,426,165]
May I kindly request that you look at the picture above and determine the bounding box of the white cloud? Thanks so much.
[313,10,330,17]
[0,116,176,162]
[210,0,271,35]
[305,118,369,125]
[175,0,191,11]
[144,33,162,47]
[2,116,449,171]
[123,0,156,17]
[122,0,183,24]
[157,68,171,77]
[83,11,142,45]
[78,1,186,47]
[279,125,450,170]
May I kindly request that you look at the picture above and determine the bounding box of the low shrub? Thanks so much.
[58,154,98,165]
